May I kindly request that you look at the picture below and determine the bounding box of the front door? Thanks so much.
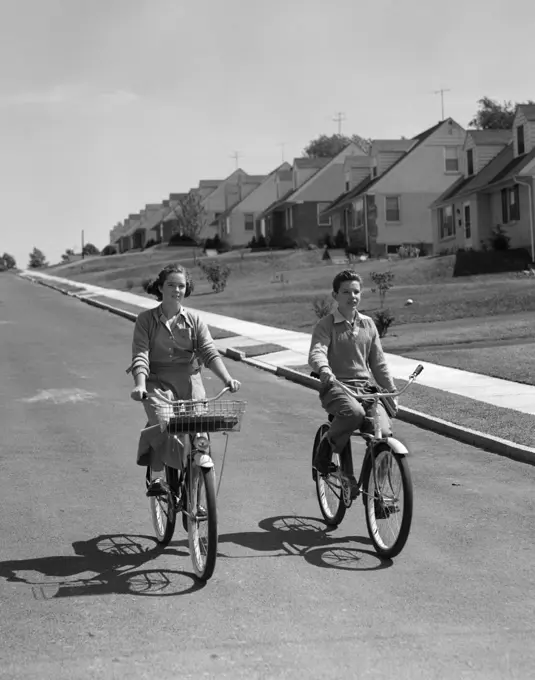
[463,202,472,248]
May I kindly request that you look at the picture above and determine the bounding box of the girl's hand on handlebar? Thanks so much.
[130,386,147,402]
[226,378,241,393]
[319,368,335,386]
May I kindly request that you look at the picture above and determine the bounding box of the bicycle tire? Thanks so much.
[313,424,349,526]
[363,443,413,559]
[148,465,176,546]
[187,464,218,581]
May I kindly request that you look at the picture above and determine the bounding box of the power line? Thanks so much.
[433,89,451,120]
[333,111,346,135]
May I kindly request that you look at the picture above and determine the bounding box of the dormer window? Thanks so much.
[467,149,474,176]
[517,125,525,155]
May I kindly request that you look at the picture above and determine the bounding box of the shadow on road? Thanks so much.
[0,534,204,599]
[216,515,393,572]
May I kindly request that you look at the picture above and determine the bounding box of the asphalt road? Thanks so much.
[1,274,534,680]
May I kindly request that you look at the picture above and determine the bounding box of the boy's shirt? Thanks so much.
[308,308,396,393]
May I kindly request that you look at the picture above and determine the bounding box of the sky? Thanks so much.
[1,0,534,268]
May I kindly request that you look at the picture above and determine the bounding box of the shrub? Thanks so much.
[169,232,198,247]
[312,295,333,319]
[198,261,231,293]
[82,243,100,256]
[217,238,232,253]
[373,309,395,338]
[101,245,117,256]
[370,271,394,308]
[489,224,510,251]
[320,233,334,249]
[334,229,348,249]
[144,238,157,249]
[141,277,152,293]
[248,235,257,248]
[268,233,297,249]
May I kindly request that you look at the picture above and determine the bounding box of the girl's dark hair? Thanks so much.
[332,269,362,293]
[146,264,194,300]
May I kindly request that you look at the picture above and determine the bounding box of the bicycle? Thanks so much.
[311,365,424,559]
[142,387,246,581]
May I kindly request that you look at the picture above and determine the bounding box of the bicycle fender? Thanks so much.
[384,437,410,456]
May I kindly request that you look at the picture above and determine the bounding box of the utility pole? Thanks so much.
[230,151,241,169]
[433,88,451,121]
[333,111,346,135]
[81,229,85,259]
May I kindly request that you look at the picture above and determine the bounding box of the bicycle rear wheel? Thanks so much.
[187,463,218,581]
[313,424,348,526]
[364,444,413,559]
[148,465,176,546]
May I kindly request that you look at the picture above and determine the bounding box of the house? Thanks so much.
[259,143,367,247]
[109,221,125,245]
[320,119,467,255]
[116,214,141,252]
[155,193,188,243]
[210,162,292,244]
[431,104,535,257]
[125,204,165,250]
[202,170,266,242]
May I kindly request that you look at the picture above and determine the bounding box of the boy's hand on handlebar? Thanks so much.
[130,386,147,402]
[319,368,335,386]
[226,378,241,393]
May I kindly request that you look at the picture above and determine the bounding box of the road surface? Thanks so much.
[0,274,534,679]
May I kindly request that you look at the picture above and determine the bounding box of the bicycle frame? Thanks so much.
[321,365,423,505]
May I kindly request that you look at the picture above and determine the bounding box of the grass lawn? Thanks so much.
[397,380,535,449]
[401,342,535,386]
[232,343,288,357]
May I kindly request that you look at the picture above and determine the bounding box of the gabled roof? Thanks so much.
[293,157,331,169]
[466,129,512,146]
[208,163,290,223]
[147,204,174,232]
[258,188,295,219]
[518,104,535,122]
[370,139,415,153]
[199,179,223,188]
[321,175,374,216]
[321,119,447,214]
[432,144,535,207]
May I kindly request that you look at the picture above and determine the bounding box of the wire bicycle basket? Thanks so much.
[153,399,247,434]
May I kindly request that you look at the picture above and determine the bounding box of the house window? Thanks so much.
[386,244,401,254]
[385,196,400,222]
[372,167,378,178]
[353,198,364,229]
[463,203,471,239]
[467,149,474,176]
[444,147,459,172]
[345,180,350,192]
[286,207,293,230]
[214,212,222,222]
[438,205,455,239]
[501,185,521,223]
[317,203,331,226]
[244,213,255,231]
[517,125,525,155]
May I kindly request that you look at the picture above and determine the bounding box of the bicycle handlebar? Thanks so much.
[331,364,424,401]
[143,386,232,405]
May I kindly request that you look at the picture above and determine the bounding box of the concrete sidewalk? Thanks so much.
[19,269,535,417]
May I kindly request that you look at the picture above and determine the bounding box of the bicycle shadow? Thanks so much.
[0,533,204,600]
[215,515,393,572]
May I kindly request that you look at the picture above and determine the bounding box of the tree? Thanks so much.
[304,133,372,158]
[28,247,48,269]
[469,97,535,130]
[82,243,100,256]
[171,191,209,242]
[1,252,16,269]
[61,248,75,262]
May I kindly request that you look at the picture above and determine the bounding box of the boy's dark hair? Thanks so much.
[146,264,194,300]
[332,269,362,293]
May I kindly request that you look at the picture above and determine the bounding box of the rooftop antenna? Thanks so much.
[433,88,451,120]
[278,142,286,162]
[333,111,346,135]
[230,150,241,169]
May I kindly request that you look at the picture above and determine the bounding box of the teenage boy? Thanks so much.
[309,269,397,485]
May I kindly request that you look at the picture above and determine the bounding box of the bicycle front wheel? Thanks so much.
[313,424,348,526]
[148,465,176,546]
[187,464,218,581]
[364,444,413,559]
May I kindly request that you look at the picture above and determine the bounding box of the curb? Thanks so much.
[20,272,535,466]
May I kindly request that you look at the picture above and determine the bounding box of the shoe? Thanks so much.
[146,478,169,497]
[347,474,360,500]
[313,432,333,476]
